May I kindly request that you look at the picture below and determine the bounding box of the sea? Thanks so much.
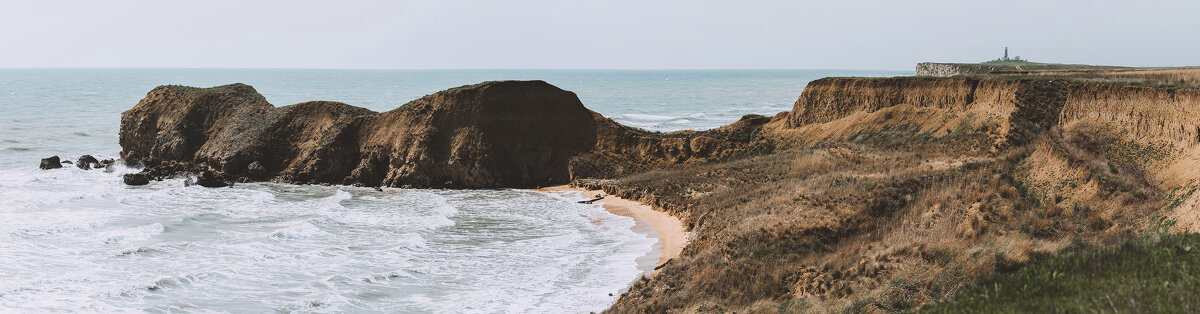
[0,69,907,313]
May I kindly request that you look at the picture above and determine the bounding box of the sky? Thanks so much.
[0,0,1196,70]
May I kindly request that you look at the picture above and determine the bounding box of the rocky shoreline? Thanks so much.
[37,71,1200,312]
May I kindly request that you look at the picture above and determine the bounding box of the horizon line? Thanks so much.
[0,66,916,72]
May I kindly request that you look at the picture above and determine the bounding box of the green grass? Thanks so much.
[919,226,1200,313]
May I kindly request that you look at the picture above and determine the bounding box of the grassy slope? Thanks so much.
[924,61,1200,90]
[595,77,1195,312]
[920,225,1200,313]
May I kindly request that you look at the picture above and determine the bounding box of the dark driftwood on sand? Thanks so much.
[577,194,605,204]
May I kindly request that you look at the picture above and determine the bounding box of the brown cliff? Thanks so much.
[119,81,765,188]
[599,77,1200,312]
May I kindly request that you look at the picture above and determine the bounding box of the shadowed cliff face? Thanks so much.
[120,81,767,188]
[122,81,597,188]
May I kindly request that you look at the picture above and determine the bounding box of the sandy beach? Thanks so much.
[538,185,687,273]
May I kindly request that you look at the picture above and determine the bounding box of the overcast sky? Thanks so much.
[1,0,1196,70]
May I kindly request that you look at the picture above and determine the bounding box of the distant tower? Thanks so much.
[1004,47,1009,60]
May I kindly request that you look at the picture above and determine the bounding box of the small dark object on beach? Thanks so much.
[77,155,99,170]
[39,156,63,170]
[195,171,229,188]
[654,259,672,270]
[577,194,605,204]
[123,173,150,185]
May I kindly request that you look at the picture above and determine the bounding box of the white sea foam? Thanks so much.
[270,221,331,239]
[0,166,649,312]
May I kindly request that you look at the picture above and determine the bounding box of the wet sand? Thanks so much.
[537,185,687,273]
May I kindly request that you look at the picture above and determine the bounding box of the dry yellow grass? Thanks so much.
[581,77,1193,313]
[1030,67,1200,89]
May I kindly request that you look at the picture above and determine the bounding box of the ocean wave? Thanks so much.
[316,189,353,210]
[0,208,112,238]
[617,113,679,121]
[396,232,427,249]
[100,223,164,244]
[270,221,331,239]
[143,272,210,292]
[617,112,708,122]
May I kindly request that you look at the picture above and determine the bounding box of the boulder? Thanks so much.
[77,155,99,170]
[195,171,228,188]
[123,173,150,185]
[39,156,62,170]
[247,161,266,177]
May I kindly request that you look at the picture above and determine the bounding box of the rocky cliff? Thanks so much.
[601,76,1200,312]
[119,81,766,188]
[915,62,1131,77]
[118,75,1200,312]
[915,62,968,77]
[774,77,1200,224]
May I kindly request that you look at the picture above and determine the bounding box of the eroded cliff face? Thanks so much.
[604,77,1200,313]
[1051,84,1200,230]
[120,81,766,188]
[775,77,1200,228]
[770,77,1068,152]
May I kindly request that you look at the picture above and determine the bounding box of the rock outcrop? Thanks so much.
[120,81,766,188]
[568,113,773,180]
[915,62,969,77]
[76,155,100,170]
[39,156,62,170]
[770,77,1066,150]
[195,171,229,188]
[915,62,1130,77]
[122,173,150,185]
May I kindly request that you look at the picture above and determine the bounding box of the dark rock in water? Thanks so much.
[99,158,115,166]
[39,156,63,169]
[123,173,150,185]
[195,171,228,188]
[247,161,266,177]
[77,155,99,170]
[61,160,73,164]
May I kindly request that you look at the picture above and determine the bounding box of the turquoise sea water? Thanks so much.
[0,69,907,312]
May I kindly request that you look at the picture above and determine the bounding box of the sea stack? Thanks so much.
[119,81,599,188]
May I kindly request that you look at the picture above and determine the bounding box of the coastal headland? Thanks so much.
[115,64,1200,312]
